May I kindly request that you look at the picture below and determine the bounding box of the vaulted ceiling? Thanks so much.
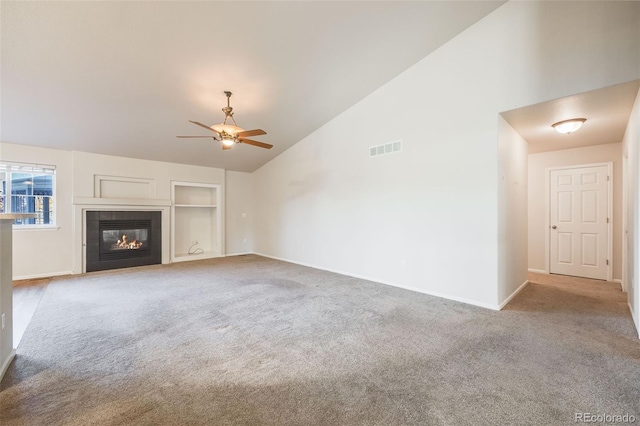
[1,1,504,172]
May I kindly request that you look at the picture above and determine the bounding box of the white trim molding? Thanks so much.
[13,270,72,281]
[0,349,16,382]
[629,302,640,339]
[528,268,546,274]
[498,280,529,310]
[73,197,170,207]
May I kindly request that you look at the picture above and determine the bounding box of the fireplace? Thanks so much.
[86,211,161,272]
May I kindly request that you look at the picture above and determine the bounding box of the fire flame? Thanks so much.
[112,234,143,250]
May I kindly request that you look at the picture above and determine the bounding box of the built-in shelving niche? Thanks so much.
[171,182,222,263]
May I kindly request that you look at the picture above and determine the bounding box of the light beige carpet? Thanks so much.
[1,255,638,425]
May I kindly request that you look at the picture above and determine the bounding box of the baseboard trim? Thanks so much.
[0,349,16,381]
[225,252,253,257]
[528,268,546,274]
[629,302,640,339]
[13,270,72,281]
[613,279,622,284]
[498,279,529,310]
[254,252,501,311]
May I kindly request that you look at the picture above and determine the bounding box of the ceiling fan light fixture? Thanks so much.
[211,123,243,135]
[181,91,273,150]
[552,118,586,134]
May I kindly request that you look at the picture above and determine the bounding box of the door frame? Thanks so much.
[544,162,613,281]
[622,153,628,292]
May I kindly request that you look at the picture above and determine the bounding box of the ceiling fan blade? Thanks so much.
[189,120,218,133]
[238,138,273,149]
[236,129,267,138]
[222,144,233,150]
[176,136,216,138]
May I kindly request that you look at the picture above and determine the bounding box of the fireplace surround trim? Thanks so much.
[85,210,162,272]
[75,203,171,274]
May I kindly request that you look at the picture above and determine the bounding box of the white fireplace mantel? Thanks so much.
[73,197,171,207]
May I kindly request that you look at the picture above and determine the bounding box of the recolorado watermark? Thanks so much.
[575,413,636,423]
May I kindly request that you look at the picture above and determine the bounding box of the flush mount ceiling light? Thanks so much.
[177,91,273,150]
[552,118,587,134]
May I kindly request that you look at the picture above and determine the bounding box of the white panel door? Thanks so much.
[549,166,609,280]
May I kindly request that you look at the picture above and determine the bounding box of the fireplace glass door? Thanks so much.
[98,219,152,260]
[102,228,149,252]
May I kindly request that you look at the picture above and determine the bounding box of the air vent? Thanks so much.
[370,140,402,157]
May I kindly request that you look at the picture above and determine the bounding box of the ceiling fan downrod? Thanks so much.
[222,91,236,126]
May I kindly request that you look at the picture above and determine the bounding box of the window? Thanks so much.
[0,162,56,226]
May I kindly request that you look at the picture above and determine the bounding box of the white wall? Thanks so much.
[72,151,225,201]
[0,143,246,279]
[528,143,623,280]
[225,171,253,255]
[497,116,528,306]
[0,143,74,278]
[252,1,640,309]
[71,151,227,272]
[622,88,640,336]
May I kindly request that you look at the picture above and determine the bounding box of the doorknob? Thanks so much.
[552,225,557,229]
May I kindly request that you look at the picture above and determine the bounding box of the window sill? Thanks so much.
[13,225,59,231]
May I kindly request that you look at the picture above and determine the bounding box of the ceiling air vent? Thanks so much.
[370,140,402,157]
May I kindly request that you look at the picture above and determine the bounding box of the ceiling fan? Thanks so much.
[177,91,273,150]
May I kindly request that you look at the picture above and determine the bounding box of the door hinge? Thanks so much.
[607,175,610,181]
[607,217,609,223]
[606,259,609,265]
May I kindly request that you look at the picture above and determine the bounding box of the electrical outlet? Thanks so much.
[1,313,5,330]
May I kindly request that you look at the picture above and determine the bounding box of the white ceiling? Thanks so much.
[502,80,640,154]
[0,1,504,172]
